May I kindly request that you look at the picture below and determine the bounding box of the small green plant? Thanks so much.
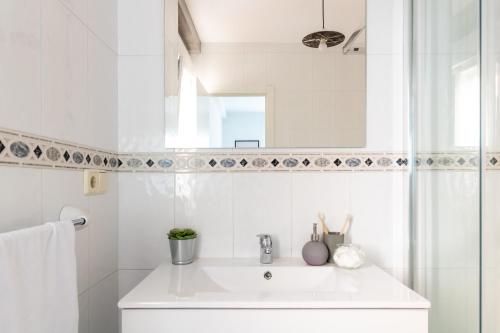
[168,228,197,240]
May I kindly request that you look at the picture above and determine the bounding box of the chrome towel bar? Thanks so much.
[61,206,89,228]
[71,217,87,226]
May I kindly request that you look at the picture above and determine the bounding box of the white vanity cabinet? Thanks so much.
[119,259,430,333]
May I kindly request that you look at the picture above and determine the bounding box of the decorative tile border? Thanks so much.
[415,152,480,171]
[0,128,118,171]
[117,151,409,173]
[0,128,497,172]
[487,152,500,170]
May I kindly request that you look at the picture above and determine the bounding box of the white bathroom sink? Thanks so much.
[200,265,354,292]
[118,258,430,309]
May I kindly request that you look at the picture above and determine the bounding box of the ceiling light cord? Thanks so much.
[322,0,325,29]
[302,0,345,49]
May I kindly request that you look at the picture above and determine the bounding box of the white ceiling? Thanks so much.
[185,0,365,44]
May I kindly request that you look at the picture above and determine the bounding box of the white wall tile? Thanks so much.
[88,272,119,333]
[333,91,366,146]
[119,173,175,269]
[483,267,500,333]
[78,291,90,333]
[273,89,313,147]
[41,169,90,294]
[2,1,119,332]
[483,172,500,270]
[117,169,408,275]
[88,34,118,150]
[194,50,246,93]
[0,0,41,133]
[366,0,403,55]
[350,172,407,269]
[175,173,233,257]
[232,173,292,258]
[311,52,336,91]
[484,0,500,55]
[242,50,268,92]
[88,0,117,52]
[118,0,164,55]
[40,170,89,218]
[311,91,335,128]
[88,173,118,286]
[365,54,404,151]
[59,0,88,24]
[267,52,312,92]
[333,54,366,92]
[164,170,410,273]
[41,0,89,145]
[118,55,165,152]
[416,171,480,270]
[0,167,42,233]
[484,53,500,151]
[291,173,351,257]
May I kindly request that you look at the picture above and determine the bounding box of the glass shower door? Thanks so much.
[411,0,481,333]
[482,0,500,332]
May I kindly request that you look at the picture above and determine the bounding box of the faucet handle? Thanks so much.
[256,234,272,247]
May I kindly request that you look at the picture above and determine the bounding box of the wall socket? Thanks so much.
[84,170,107,195]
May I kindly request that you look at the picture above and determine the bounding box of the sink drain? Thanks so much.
[263,271,272,280]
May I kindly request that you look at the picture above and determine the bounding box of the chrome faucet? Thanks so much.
[256,234,273,264]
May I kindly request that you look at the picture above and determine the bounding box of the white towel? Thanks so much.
[0,221,79,333]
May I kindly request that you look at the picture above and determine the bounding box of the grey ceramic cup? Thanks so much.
[169,238,196,265]
[323,233,345,263]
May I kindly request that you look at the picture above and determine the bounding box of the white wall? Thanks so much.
[118,0,166,153]
[117,0,409,295]
[0,0,119,332]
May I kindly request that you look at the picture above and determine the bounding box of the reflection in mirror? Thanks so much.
[165,0,366,149]
[206,96,266,148]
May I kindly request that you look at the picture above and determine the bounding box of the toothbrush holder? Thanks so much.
[323,232,345,263]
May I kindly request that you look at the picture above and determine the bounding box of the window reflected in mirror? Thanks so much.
[166,93,266,148]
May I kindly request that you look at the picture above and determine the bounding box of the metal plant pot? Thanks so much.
[169,238,196,265]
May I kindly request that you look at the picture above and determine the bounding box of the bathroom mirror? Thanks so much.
[164,0,366,148]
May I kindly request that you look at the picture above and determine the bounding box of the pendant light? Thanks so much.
[302,0,345,50]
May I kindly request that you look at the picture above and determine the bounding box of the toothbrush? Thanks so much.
[340,214,353,235]
[318,213,330,234]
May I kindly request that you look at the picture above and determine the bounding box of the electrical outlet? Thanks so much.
[84,170,107,195]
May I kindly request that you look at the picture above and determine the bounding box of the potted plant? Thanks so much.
[167,228,197,265]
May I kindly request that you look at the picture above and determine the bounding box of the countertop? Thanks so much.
[118,258,431,310]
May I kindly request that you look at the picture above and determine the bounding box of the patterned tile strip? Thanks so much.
[0,128,496,172]
[0,129,118,171]
[118,152,410,173]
